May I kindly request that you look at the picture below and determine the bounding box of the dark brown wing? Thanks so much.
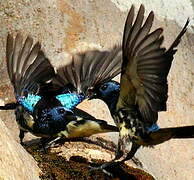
[116,4,188,125]
[54,45,122,94]
[6,33,55,97]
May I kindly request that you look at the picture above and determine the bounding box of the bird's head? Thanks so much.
[89,81,120,101]
[42,107,73,121]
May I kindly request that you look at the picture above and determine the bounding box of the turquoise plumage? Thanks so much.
[18,94,41,112]
[56,93,85,110]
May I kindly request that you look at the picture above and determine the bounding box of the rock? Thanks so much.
[0,119,40,180]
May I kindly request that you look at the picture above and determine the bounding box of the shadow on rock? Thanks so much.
[25,140,154,180]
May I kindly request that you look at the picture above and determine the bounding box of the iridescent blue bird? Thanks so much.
[0,33,122,146]
[89,5,194,167]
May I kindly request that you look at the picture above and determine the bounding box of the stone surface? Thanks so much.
[0,0,193,180]
[0,119,40,180]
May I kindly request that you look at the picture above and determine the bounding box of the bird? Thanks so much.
[88,4,194,168]
[0,33,122,147]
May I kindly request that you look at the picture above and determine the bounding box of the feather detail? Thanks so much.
[117,4,189,125]
[6,33,55,97]
[54,45,122,95]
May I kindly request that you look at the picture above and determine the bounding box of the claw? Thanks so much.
[131,157,143,168]
[45,137,61,148]
[89,161,121,178]
[88,143,140,177]
[39,137,62,153]
[89,166,114,177]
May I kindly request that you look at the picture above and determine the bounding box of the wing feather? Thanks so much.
[6,34,14,80]
[6,33,55,97]
[54,45,122,95]
[117,4,188,125]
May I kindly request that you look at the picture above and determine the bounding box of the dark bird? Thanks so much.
[0,33,122,146]
[89,4,194,166]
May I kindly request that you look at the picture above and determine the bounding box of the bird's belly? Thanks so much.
[15,107,35,132]
[57,121,104,138]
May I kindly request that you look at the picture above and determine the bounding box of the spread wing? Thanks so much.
[6,33,55,97]
[53,45,122,95]
[116,4,188,125]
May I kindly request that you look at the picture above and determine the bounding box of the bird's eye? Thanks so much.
[59,109,66,113]
[100,84,108,91]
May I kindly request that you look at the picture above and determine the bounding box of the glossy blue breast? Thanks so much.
[41,107,71,121]
[18,94,41,112]
[56,93,85,110]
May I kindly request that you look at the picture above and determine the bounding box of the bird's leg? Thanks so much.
[89,138,123,177]
[89,143,140,177]
[114,140,142,167]
[120,142,140,163]
[114,138,124,160]
[19,129,26,146]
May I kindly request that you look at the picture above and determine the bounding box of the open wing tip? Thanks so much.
[139,4,145,11]
[149,11,154,17]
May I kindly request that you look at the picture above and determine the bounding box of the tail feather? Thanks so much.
[0,103,17,110]
[148,126,194,145]
[168,126,194,138]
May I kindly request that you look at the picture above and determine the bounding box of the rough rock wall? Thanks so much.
[0,118,40,180]
[0,0,193,180]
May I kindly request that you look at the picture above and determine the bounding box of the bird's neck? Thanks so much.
[102,92,119,115]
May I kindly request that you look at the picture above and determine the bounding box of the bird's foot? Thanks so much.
[114,149,142,167]
[39,137,62,153]
[45,137,62,148]
[89,161,121,178]
[131,157,143,168]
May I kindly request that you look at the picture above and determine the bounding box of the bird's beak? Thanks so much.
[87,87,97,100]
[88,92,97,100]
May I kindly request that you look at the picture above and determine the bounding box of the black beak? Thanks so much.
[88,92,97,100]
[87,87,98,100]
